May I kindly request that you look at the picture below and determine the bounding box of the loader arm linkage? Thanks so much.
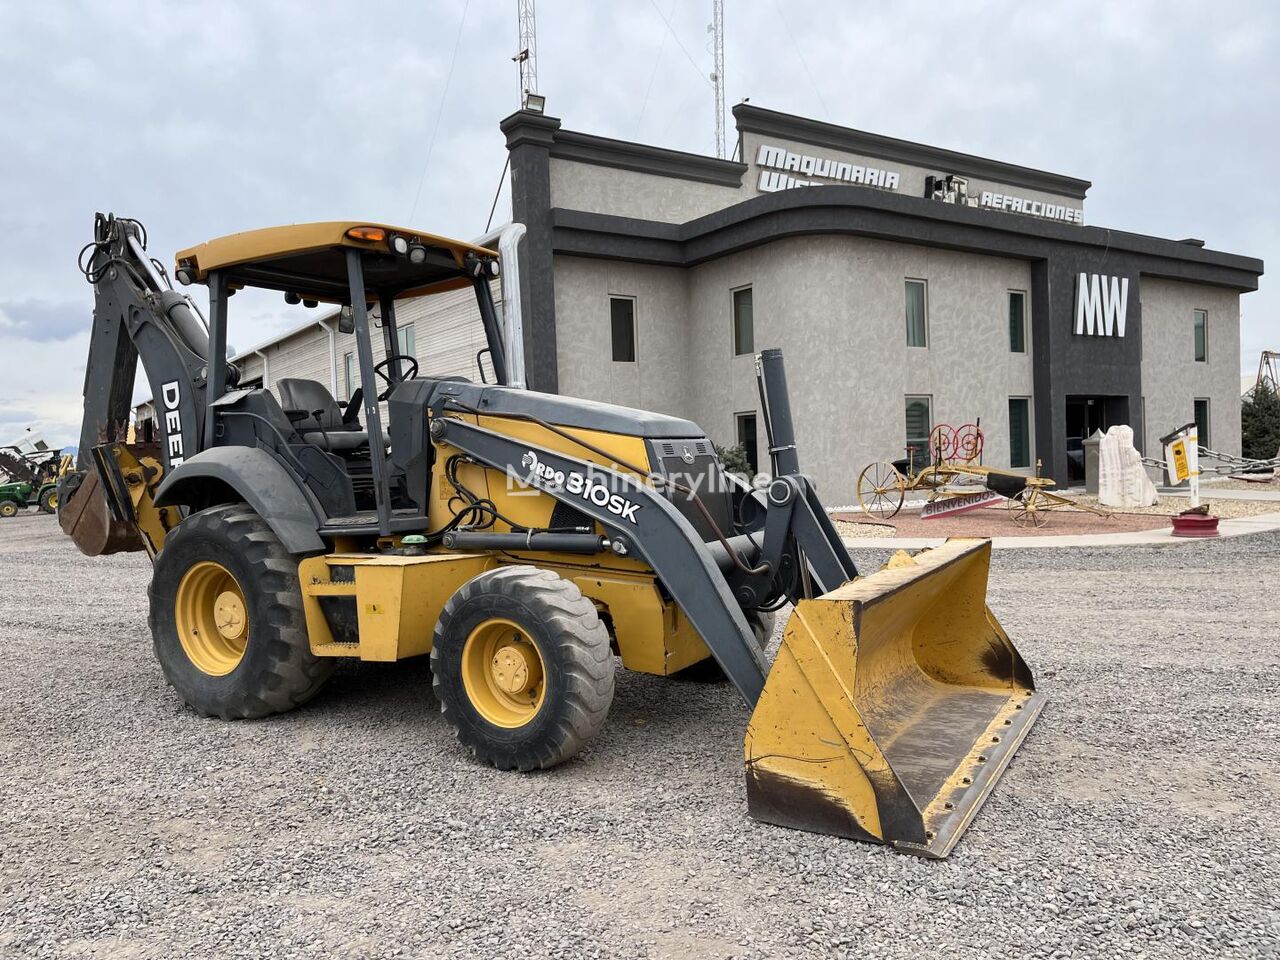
[429,346,861,708]
[431,416,840,706]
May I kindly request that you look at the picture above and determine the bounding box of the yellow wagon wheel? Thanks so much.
[1008,491,1048,528]
[857,461,905,518]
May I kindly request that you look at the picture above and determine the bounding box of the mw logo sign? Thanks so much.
[1074,272,1130,338]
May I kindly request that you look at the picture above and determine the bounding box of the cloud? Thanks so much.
[0,329,93,448]
[0,299,94,343]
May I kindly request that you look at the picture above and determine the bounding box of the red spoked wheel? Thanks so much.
[954,423,984,463]
[928,424,957,463]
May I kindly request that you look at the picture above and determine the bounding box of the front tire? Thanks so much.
[0,500,17,518]
[147,504,334,719]
[431,565,615,771]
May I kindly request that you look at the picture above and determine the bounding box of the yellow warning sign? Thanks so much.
[1169,439,1189,483]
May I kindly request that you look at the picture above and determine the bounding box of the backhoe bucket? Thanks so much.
[744,539,1044,858]
[58,465,144,557]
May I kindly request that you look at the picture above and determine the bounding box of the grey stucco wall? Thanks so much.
[553,232,1036,502]
[551,256,692,418]
[549,158,747,223]
[686,235,1035,501]
[1140,277,1242,456]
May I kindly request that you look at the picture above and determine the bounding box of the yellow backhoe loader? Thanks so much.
[61,213,1044,857]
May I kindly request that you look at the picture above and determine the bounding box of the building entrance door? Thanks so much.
[1064,395,1130,484]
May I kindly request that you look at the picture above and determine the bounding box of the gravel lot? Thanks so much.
[2,511,1277,959]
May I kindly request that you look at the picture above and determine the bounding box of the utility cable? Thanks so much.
[484,155,510,233]
[636,0,678,134]
[646,0,713,88]
[769,0,831,120]
[408,0,470,224]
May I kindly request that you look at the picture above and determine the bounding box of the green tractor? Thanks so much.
[0,480,32,518]
[0,479,59,518]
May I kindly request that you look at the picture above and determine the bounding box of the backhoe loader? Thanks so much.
[60,213,1044,857]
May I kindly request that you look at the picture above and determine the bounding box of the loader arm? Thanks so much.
[429,350,864,708]
[429,415,773,704]
[61,214,218,554]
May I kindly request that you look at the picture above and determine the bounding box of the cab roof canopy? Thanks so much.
[174,221,498,304]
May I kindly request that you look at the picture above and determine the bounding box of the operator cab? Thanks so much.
[173,221,507,536]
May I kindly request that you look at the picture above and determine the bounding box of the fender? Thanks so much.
[154,446,325,554]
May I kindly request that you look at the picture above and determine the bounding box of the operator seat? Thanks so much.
[277,378,373,452]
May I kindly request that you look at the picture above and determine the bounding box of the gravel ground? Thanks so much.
[2,511,1278,959]
[834,509,1171,539]
[1201,477,1279,492]
[1073,496,1280,519]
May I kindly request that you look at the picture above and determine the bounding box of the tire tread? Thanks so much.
[430,564,615,771]
[147,504,333,720]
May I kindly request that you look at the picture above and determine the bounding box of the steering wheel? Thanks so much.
[372,354,419,401]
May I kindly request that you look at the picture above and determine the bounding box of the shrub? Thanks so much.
[715,443,753,478]
[1242,381,1280,461]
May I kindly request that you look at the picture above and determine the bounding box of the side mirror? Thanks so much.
[338,304,355,335]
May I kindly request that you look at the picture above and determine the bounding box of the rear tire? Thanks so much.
[38,488,57,514]
[431,565,615,771]
[147,504,334,719]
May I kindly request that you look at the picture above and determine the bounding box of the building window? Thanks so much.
[1194,398,1210,447]
[1009,291,1027,353]
[1008,397,1032,469]
[396,322,416,359]
[736,412,758,473]
[610,297,636,362]
[1193,309,1207,362]
[905,395,932,471]
[905,280,927,347]
[732,287,754,356]
[343,351,357,400]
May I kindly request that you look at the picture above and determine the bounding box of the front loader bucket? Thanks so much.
[744,539,1044,858]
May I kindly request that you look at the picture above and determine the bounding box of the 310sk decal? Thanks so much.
[519,451,642,524]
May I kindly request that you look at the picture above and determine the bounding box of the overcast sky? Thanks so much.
[1,0,1275,448]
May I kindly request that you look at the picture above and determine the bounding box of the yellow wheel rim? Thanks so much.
[175,561,249,676]
[460,618,546,728]
[48,493,58,509]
